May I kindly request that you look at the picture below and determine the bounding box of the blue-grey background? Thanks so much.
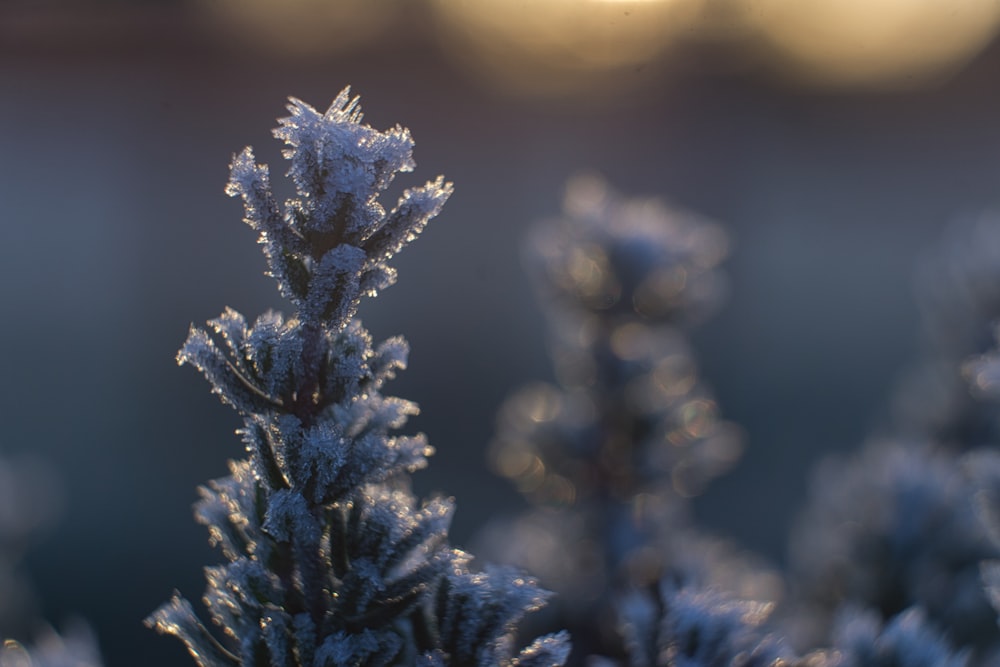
[3,3,1000,665]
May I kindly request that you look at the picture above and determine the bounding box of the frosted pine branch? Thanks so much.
[148,89,569,667]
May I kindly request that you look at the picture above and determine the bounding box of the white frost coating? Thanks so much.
[274,92,415,225]
[223,87,453,324]
[436,566,555,667]
[511,632,572,667]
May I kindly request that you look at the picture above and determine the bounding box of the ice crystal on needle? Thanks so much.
[147,89,569,667]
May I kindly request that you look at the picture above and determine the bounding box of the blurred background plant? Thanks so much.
[6,1,1000,666]
[0,457,61,640]
[474,174,773,660]
[0,456,103,666]
[777,215,1000,665]
[476,176,1000,666]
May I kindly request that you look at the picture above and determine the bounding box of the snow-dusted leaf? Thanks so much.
[511,632,572,667]
[435,563,553,667]
[178,326,277,414]
[145,596,239,667]
[314,628,402,667]
[363,177,454,263]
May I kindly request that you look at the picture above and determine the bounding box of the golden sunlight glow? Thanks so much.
[201,0,397,56]
[195,0,1000,91]
[429,0,701,96]
[739,0,1000,87]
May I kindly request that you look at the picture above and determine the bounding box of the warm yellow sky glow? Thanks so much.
[430,0,700,96]
[741,0,1000,87]
[194,0,1000,92]
[201,0,396,56]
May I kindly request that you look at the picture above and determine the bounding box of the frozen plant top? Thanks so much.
[226,88,453,333]
[181,88,456,429]
[527,174,729,325]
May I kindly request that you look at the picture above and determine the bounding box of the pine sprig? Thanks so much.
[148,89,570,667]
